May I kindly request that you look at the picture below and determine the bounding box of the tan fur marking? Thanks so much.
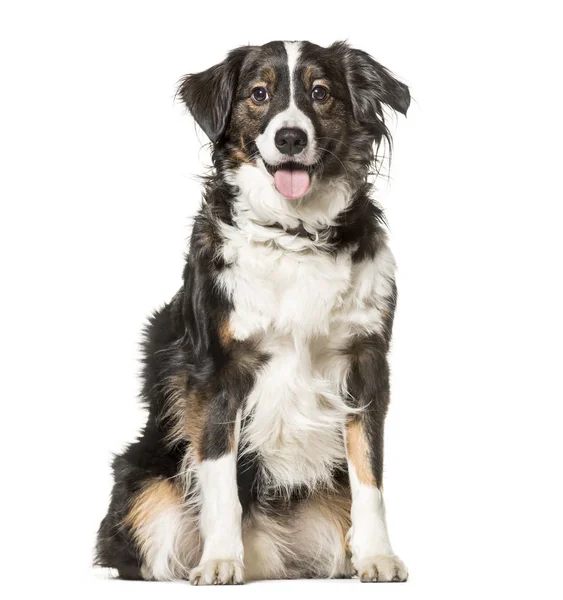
[219,320,233,347]
[346,419,377,487]
[303,67,316,89]
[290,488,352,577]
[164,335,264,460]
[245,97,268,112]
[196,213,223,253]
[185,391,208,461]
[309,488,352,556]
[163,372,189,443]
[163,371,207,460]
[261,68,277,88]
[230,118,257,163]
[230,135,252,164]
[124,478,182,535]
[232,149,250,163]
[312,78,330,89]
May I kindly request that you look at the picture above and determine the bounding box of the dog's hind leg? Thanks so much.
[242,487,354,581]
[96,458,201,581]
[124,476,201,580]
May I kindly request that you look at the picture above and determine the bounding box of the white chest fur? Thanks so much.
[217,224,396,491]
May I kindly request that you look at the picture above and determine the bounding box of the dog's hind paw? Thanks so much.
[189,559,244,585]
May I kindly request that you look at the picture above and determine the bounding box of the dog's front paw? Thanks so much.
[189,559,244,586]
[355,554,408,582]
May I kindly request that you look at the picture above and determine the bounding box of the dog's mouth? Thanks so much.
[263,161,315,200]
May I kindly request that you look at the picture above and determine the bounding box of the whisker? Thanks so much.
[318,147,350,179]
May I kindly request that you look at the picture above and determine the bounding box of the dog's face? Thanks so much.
[179,41,409,201]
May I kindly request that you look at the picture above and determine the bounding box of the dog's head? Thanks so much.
[178,41,409,202]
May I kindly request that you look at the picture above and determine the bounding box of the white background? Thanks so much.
[1,1,562,598]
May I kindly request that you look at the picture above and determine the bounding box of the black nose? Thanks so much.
[274,128,308,156]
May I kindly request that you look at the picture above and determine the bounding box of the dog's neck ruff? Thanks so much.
[225,162,355,253]
[264,221,318,239]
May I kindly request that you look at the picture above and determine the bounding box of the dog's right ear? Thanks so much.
[177,46,251,144]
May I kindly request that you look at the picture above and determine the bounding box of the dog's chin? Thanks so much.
[262,160,317,200]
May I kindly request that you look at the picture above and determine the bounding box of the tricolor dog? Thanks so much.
[96,40,410,584]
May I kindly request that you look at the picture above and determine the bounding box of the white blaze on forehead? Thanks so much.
[255,41,317,168]
[284,41,300,105]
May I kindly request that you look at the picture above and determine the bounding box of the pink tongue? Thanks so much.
[273,169,311,199]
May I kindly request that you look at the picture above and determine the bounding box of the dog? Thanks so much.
[95,40,410,585]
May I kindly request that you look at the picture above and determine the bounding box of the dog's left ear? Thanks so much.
[343,46,410,126]
[178,46,251,143]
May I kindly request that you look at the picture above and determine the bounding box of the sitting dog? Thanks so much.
[96,40,410,585]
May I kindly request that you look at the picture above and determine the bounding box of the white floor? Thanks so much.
[20,563,557,600]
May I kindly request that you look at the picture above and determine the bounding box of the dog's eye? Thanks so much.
[251,87,269,105]
[311,85,329,103]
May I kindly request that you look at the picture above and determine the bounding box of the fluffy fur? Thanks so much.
[95,40,409,584]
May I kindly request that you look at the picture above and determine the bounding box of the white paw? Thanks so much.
[189,559,244,585]
[355,554,408,582]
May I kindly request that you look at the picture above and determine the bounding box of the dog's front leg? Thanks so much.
[344,335,408,582]
[189,404,244,585]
